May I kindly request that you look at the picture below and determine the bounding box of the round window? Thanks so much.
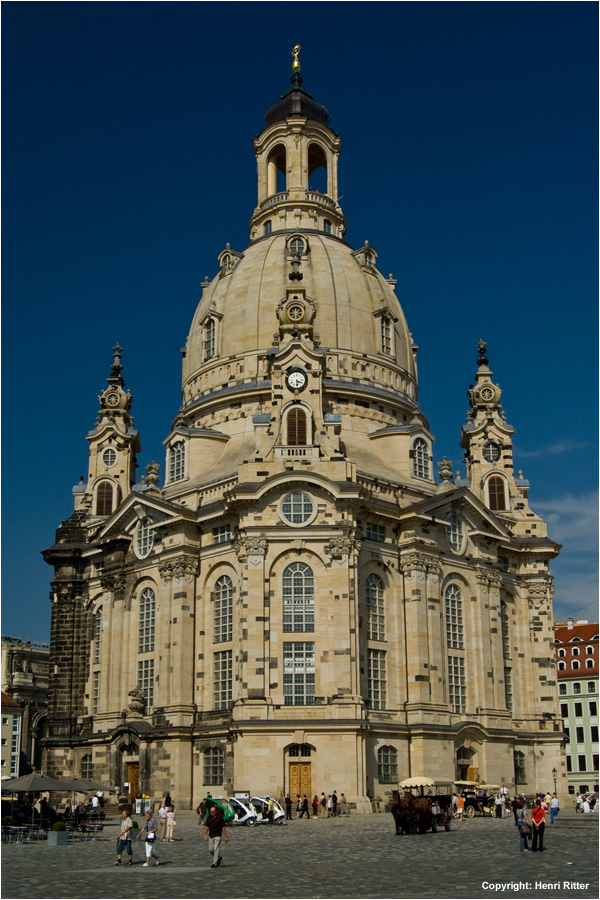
[483,442,501,462]
[135,518,154,559]
[280,492,315,526]
[289,237,305,255]
[103,449,117,467]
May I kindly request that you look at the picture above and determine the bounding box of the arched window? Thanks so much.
[572,647,580,656]
[214,575,234,643]
[283,562,314,632]
[585,659,594,669]
[586,646,595,654]
[446,515,464,554]
[204,747,224,785]
[488,476,507,511]
[558,648,566,657]
[138,588,156,653]
[203,317,216,361]
[378,745,398,783]
[267,144,286,195]
[94,608,102,665]
[572,660,580,670]
[501,602,510,658]
[135,518,154,559]
[96,481,113,516]
[558,661,566,670]
[380,315,392,355]
[412,438,429,479]
[445,584,464,649]
[169,441,185,482]
[307,142,328,193]
[365,573,385,641]
[287,408,308,446]
[81,754,93,779]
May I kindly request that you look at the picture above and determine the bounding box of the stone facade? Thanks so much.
[42,62,567,808]
[1,637,49,771]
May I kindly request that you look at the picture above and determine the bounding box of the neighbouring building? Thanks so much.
[1,691,23,778]
[41,54,566,808]
[555,620,599,796]
[1,636,50,772]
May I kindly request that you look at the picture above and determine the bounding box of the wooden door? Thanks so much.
[127,763,139,799]
[289,763,311,800]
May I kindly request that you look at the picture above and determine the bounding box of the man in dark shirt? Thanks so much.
[203,805,228,868]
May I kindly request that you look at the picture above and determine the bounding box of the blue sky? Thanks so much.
[2,2,597,641]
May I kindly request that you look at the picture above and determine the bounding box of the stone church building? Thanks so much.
[42,60,565,809]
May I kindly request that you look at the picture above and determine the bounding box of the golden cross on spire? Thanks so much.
[292,44,301,73]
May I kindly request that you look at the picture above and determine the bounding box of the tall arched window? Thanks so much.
[94,608,102,664]
[138,588,156,653]
[283,562,314,632]
[202,317,216,361]
[135,518,154,559]
[169,441,185,482]
[488,475,507,511]
[445,584,464,649]
[81,754,93,779]
[381,315,392,355]
[412,438,429,479]
[96,482,113,516]
[365,574,385,641]
[514,750,526,785]
[287,408,308,446]
[377,745,398,783]
[214,575,234,643]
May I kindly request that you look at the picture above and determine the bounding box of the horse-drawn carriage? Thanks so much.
[391,778,453,835]
[456,781,498,818]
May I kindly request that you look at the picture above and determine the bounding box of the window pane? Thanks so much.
[368,649,386,710]
[138,588,156,653]
[214,576,234,643]
[283,642,315,706]
[283,563,314,633]
[366,574,385,641]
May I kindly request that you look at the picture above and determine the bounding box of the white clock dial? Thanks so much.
[287,371,307,390]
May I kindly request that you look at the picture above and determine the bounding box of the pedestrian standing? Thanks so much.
[158,801,168,841]
[91,794,99,812]
[531,798,546,852]
[300,794,310,818]
[340,792,349,815]
[456,795,464,822]
[312,795,319,817]
[494,793,502,818]
[285,794,292,820]
[296,795,302,818]
[319,792,327,817]
[266,796,275,825]
[137,810,160,866]
[96,791,104,808]
[327,795,333,817]
[166,807,176,841]
[516,802,531,852]
[575,793,582,812]
[114,809,133,866]
[332,791,338,816]
[204,805,228,867]
[550,794,559,824]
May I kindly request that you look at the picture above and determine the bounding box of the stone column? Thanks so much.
[400,553,431,709]
[234,537,268,702]
[158,555,199,721]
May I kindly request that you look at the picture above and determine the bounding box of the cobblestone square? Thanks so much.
[1,811,598,900]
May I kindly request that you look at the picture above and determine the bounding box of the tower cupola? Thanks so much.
[249,46,346,240]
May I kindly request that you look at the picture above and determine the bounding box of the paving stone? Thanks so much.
[1,811,598,899]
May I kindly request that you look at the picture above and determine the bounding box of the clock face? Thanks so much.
[286,369,307,391]
[480,386,494,401]
[106,392,120,407]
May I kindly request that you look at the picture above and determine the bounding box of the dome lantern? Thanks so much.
[249,49,346,241]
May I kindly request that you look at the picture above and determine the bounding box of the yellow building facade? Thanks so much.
[42,63,566,809]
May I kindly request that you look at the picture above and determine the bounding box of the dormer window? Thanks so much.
[169,440,186,483]
[289,237,305,255]
[287,408,308,446]
[381,315,392,355]
[412,437,430,479]
[203,317,216,361]
[364,251,375,267]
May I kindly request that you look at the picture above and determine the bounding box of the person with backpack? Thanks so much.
[516,801,532,852]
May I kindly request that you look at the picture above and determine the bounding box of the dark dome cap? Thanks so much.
[265,74,329,127]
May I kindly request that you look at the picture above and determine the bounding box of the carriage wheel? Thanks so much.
[465,805,475,818]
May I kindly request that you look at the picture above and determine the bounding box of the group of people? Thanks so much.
[115,792,176,867]
[283,791,349,819]
[575,793,596,814]
[512,791,563,853]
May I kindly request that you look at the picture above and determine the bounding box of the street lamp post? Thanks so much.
[552,767,557,794]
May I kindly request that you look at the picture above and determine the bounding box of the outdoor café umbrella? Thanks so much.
[1,773,66,793]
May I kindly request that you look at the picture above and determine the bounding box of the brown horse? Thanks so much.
[391,790,434,834]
